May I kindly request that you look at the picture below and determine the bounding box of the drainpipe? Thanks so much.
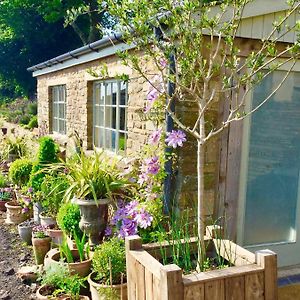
[163,54,176,214]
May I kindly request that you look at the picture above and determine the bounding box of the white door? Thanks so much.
[238,64,300,267]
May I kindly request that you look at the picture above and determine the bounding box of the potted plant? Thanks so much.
[1,135,28,162]
[8,158,33,188]
[88,238,127,300]
[61,150,128,246]
[5,195,31,224]
[37,263,88,300]
[32,225,52,265]
[39,174,69,229]
[0,186,15,212]
[57,202,82,249]
[46,233,92,277]
[18,218,36,245]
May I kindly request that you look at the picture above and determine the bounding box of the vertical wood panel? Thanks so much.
[127,254,137,299]
[160,265,183,300]
[284,11,296,42]
[136,261,146,300]
[205,279,225,300]
[245,272,264,300]
[262,13,275,39]
[145,269,154,300]
[225,276,245,300]
[153,275,161,300]
[240,18,253,38]
[184,284,205,300]
[251,16,264,40]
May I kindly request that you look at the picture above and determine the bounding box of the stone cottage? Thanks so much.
[28,0,300,267]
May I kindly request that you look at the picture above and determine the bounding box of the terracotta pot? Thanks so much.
[36,285,55,300]
[40,213,57,228]
[88,272,127,300]
[47,228,64,245]
[48,248,92,277]
[61,296,90,300]
[5,201,30,224]
[18,223,35,245]
[32,236,52,265]
[0,200,7,212]
[76,198,109,246]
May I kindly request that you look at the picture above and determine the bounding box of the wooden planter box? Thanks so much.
[125,228,277,300]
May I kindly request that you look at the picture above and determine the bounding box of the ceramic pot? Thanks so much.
[47,228,64,245]
[32,236,52,265]
[76,198,109,246]
[47,248,92,277]
[33,202,43,224]
[5,201,30,224]
[18,221,35,245]
[88,272,127,300]
[36,285,55,300]
[40,213,57,228]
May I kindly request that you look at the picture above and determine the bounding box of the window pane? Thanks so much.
[112,82,118,105]
[120,107,127,131]
[59,104,65,119]
[105,129,116,151]
[95,85,101,105]
[120,82,127,105]
[100,83,105,105]
[112,107,116,129]
[105,106,112,128]
[119,132,127,151]
[94,127,100,148]
[59,120,65,134]
[94,106,104,127]
[106,83,112,106]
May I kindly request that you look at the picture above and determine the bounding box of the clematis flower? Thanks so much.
[145,156,160,175]
[119,219,138,238]
[134,209,153,229]
[104,226,112,236]
[149,128,162,144]
[22,207,29,214]
[165,130,187,148]
[159,58,168,68]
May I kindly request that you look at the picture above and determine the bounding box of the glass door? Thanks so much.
[238,67,300,267]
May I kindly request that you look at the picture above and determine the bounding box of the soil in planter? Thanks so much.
[0,211,35,299]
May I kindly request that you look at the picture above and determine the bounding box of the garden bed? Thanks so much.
[125,229,277,300]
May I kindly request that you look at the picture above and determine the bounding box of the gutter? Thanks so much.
[27,33,123,72]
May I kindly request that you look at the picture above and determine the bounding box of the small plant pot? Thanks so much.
[36,285,69,300]
[47,228,64,245]
[40,213,57,228]
[88,272,127,300]
[18,219,36,245]
[48,248,92,277]
[32,236,52,265]
[5,201,30,224]
[61,296,90,300]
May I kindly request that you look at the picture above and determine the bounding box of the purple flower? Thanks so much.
[159,58,168,68]
[119,219,138,238]
[27,187,33,193]
[63,168,69,174]
[165,130,187,148]
[135,209,153,229]
[104,226,112,236]
[149,128,162,144]
[22,207,29,214]
[147,89,159,102]
[125,201,139,215]
[145,156,160,175]
[138,172,149,186]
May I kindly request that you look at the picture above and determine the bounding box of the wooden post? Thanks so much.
[255,249,277,300]
[160,264,183,300]
[125,236,143,300]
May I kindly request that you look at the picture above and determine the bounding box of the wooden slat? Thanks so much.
[183,265,263,286]
[136,261,146,300]
[255,250,278,300]
[184,283,204,300]
[262,13,275,39]
[205,279,225,300]
[240,17,253,38]
[130,250,162,279]
[251,15,264,40]
[213,239,256,266]
[284,11,296,42]
[160,264,183,300]
[245,272,264,300]
[127,253,137,299]
[145,268,154,300]
[225,276,245,300]
[153,274,161,300]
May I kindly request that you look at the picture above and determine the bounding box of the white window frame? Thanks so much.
[93,80,128,153]
[51,85,67,134]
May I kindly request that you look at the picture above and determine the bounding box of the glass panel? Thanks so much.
[59,104,65,119]
[105,129,116,151]
[112,82,118,105]
[120,82,127,106]
[119,132,127,151]
[100,83,105,105]
[105,106,112,128]
[94,127,100,148]
[120,107,127,131]
[99,128,105,148]
[94,85,101,105]
[106,83,112,106]
[59,120,65,134]
[112,107,117,129]
[243,71,300,246]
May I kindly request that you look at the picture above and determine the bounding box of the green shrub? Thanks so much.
[92,238,126,285]
[38,137,58,164]
[0,174,8,188]
[57,202,82,238]
[28,102,37,115]
[9,158,33,186]
[28,115,38,129]
[28,164,44,191]
[19,114,31,125]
